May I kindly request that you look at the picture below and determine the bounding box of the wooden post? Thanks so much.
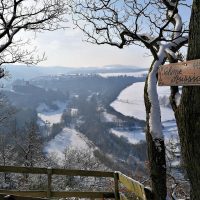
[114,172,119,200]
[47,167,52,199]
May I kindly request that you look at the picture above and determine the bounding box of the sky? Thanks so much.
[33,28,153,68]
[24,1,192,69]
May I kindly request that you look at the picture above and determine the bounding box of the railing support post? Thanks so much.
[114,172,119,200]
[47,167,52,199]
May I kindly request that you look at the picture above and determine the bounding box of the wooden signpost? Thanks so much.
[158,59,200,86]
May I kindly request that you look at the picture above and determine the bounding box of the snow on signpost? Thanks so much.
[158,59,200,86]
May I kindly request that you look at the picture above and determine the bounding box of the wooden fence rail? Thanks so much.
[0,166,152,200]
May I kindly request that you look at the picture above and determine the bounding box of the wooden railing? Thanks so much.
[0,166,152,200]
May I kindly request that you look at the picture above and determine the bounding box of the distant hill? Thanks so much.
[1,64,147,83]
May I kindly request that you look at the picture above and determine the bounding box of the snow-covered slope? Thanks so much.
[44,127,93,160]
[101,111,119,122]
[37,101,67,126]
[111,82,174,121]
[110,128,145,144]
[37,101,96,161]
[110,81,178,143]
[99,71,148,78]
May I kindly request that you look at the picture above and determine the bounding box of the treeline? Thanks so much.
[3,80,69,110]
[31,74,145,102]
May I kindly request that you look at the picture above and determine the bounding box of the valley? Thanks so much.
[0,66,181,179]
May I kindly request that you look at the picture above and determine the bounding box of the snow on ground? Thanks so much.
[110,128,145,144]
[110,82,178,144]
[111,122,178,145]
[99,71,148,78]
[101,111,119,122]
[110,82,175,122]
[37,101,67,126]
[171,160,180,167]
[162,120,178,141]
[44,127,91,160]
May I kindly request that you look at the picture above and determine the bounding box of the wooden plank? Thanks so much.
[0,190,47,198]
[51,191,115,198]
[117,172,146,200]
[0,191,115,199]
[114,172,120,200]
[0,166,114,178]
[158,59,200,86]
[0,190,115,199]
[47,168,52,198]
[0,166,47,174]
[52,168,114,177]
[0,194,46,200]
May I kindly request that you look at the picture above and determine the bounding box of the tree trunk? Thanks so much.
[144,60,167,200]
[173,2,200,199]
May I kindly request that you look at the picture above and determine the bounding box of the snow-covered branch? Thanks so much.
[71,0,189,60]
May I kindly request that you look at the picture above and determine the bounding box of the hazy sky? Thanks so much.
[33,28,152,68]
[29,2,191,69]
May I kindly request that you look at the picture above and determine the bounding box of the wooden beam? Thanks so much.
[51,191,115,198]
[0,190,115,199]
[47,168,52,198]
[0,194,46,200]
[114,172,120,200]
[52,168,114,177]
[0,191,47,198]
[0,166,46,174]
[0,166,114,177]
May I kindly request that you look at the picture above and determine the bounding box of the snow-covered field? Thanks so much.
[110,128,145,144]
[110,81,178,143]
[110,122,178,145]
[111,82,174,122]
[99,71,148,78]
[163,120,178,142]
[101,111,119,122]
[37,101,67,126]
[44,127,91,160]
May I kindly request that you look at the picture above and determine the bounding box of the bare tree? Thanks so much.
[70,0,189,199]
[15,121,45,168]
[0,0,68,78]
[50,147,110,192]
[0,93,15,127]
[0,94,16,185]
[0,135,16,186]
